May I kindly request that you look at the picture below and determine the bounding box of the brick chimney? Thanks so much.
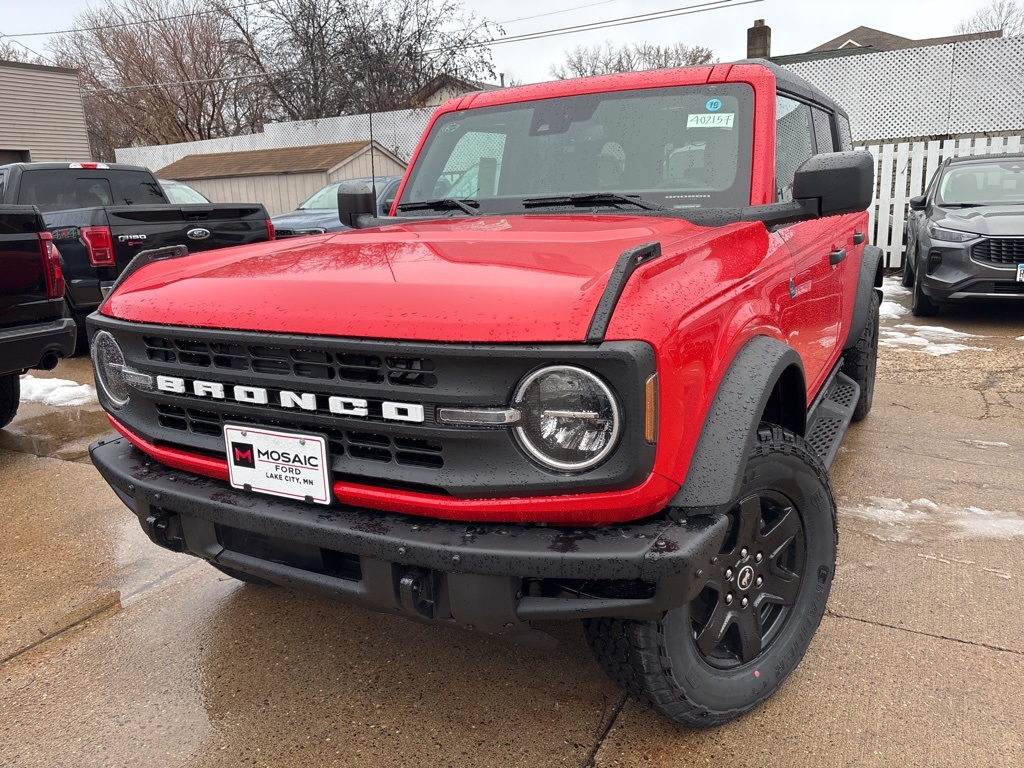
[747,19,771,59]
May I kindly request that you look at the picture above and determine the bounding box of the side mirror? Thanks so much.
[337,180,376,227]
[793,151,875,216]
[908,195,927,211]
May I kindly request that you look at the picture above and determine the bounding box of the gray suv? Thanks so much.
[904,154,1024,315]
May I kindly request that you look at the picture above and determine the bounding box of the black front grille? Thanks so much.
[992,282,1024,294]
[155,404,444,469]
[972,238,1024,265]
[143,335,437,388]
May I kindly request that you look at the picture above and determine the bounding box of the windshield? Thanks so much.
[18,169,167,211]
[399,84,754,214]
[162,181,210,204]
[299,178,395,210]
[937,161,1024,206]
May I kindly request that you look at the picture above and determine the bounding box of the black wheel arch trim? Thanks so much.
[669,336,806,511]
[842,244,883,351]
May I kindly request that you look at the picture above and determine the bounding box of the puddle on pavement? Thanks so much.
[0,407,110,460]
[840,496,1024,544]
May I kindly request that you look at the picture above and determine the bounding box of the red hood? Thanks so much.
[103,216,707,343]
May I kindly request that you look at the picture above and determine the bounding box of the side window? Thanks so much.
[0,170,6,201]
[836,114,854,151]
[811,108,835,153]
[775,95,813,202]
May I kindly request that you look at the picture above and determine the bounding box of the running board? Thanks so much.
[804,371,860,469]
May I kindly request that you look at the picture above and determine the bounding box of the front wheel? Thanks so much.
[584,425,837,727]
[911,256,939,317]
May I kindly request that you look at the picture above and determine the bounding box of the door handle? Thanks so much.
[829,248,847,265]
[853,232,866,245]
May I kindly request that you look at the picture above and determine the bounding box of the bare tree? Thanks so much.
[223,0,501,120]
[0,39,41,63]
[550,41,716,80]
[955,0,1024,35]
[50,0,271,160]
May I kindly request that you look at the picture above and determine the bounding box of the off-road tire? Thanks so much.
[911,256,939,317]
[842,289,880,421]
[0,374,20,429]
[209,562,278,587]
[584,425,837,728]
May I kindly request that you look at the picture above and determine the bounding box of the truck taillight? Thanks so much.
[266,219,276,241]
[81,226,116,267]
[39,232,66,298]
[69,162,109,170]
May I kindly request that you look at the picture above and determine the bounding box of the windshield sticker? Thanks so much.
[706,98,723,111]
[687,113,734,129]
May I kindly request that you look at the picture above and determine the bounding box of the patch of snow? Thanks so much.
[841,496,1024,543]
[19,375,96,407]
[879,301,908,320]
[1017,336,1024,342]
[879,326,990,356]
[881,276,910,299]
[893,323,982,340]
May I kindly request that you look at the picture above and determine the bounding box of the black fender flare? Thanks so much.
[842,244,884,350]
[669,336,805,511]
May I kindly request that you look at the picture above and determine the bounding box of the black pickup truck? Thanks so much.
[0,162,274,345]
[0,205,76,427]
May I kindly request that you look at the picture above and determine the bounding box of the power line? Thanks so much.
[0,30,55,64]
[466,0,762,50]
[3,0,268,39]
[92,0,757,96]
[498,1,619,26]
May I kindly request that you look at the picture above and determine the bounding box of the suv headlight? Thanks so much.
[92,330,131,407]
[513,365,621,472]
[927,223,977,243]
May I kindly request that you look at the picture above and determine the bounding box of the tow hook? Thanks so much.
[145,511,185,552]
[399,568,435,619]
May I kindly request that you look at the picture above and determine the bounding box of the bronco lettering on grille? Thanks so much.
[154,375,426,423]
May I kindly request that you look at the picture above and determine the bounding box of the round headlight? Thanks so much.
[513,365,621,472]
[92,330,130,407]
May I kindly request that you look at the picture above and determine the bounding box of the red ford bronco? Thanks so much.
[89,60,881,726]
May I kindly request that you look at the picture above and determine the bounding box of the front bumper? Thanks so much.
[91,435,727,639]
[919,241,1024,300]
[0,315,77,375]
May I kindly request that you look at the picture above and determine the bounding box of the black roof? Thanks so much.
[734,59,850,119]
[945,153,1024,165]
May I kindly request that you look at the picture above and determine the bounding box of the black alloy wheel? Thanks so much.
[584,425,836,727]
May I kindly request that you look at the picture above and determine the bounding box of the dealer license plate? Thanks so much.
[224,424,331,505]
[1017,264,1024,282]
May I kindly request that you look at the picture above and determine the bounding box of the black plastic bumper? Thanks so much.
[0,316,77,375]
[90,436,727,640]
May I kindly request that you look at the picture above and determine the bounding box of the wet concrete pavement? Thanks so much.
[1,286,1022,767]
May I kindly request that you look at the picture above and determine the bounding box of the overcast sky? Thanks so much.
[2,0,1001,84]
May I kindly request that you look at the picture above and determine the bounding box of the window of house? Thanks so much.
[775,95,813,202]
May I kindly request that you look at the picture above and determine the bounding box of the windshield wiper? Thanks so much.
[396,198,481,216]
[941,202,985,208]
[522,193,665,211]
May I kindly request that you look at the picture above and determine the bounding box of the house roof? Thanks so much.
[410,74,499,106]
[808,25,1001,53]
[156,141,377,181]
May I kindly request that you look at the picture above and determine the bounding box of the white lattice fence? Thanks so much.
[861,135,1024,267]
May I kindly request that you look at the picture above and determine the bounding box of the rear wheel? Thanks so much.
[0,374,20,429]
[584,426,837,727]
[842,289,880,421]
